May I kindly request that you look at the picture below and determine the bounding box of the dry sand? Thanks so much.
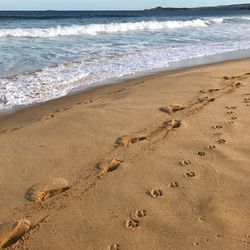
[0,59,250,249]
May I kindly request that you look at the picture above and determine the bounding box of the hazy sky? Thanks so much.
[0,0,248,10]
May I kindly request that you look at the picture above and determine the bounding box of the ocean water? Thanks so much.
[1,10,250,110]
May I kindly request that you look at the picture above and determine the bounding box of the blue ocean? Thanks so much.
[1,10,250,110]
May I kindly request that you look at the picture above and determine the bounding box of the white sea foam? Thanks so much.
[1,39,250,110]
[0,18,223,38]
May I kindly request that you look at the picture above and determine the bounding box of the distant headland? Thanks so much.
[144,3,250,11]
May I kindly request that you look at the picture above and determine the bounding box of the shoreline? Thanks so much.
[0,58,250,249]
[2,48,250,118]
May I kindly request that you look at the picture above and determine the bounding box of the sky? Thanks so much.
[0,0,248,10]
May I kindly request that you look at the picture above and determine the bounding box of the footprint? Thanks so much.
[223,76,230,80]
[55,107,72,112]
[233,82,242,88]
[212,125,222,129]
[25,178,70,202]
[207,145,216,150]
[225,106,237,110]
[159,104,185,114]
[179,160,192,166]
[170,104,185,113]
[217,139,226,144]
[109,243,121,250]
[97,158,123,177]
[185,172,196,178]
[197,151,205,156]
[147,189,163,198]
[227,121,234,125]
[231,117,238,120]
[4,127,22,133]
[162,119,182,129]
[0,219,31,248]
[159,106,172,114]
[226,111,234,115]
[169,182,179,188]
[125,219,140,229]
[116,135,147,147]
[135,210,147,218]
[197,96,215,103]
[39,114,55,121]
[200,88,220,94]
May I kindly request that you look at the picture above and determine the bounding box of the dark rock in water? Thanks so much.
[0,95,7,104]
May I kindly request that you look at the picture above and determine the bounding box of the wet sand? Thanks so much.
[0,59,250,249]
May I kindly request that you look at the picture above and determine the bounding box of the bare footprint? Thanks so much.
[197,96,215,103]
[185,172,196,178]
[116,135,147,147]
[200,88,220,94]
[179,160,192,166]
[0,219,31,248]
[169,182,179,188]
[55,107,72,112]
[4,127,22,133]
[147,189,163,198]
[97,158,123,177]
[197,151,205,156]
[125,219,140,229]
[159,106,172,114]
[217,139,226,144]
[162,119,182,129]
[159,104,185,114]
[170,104,185,112]
[135,210,147,218]
[39,114,55,121]
[233,82,242,88]
[109,243,121,250]
[25,178,70,202]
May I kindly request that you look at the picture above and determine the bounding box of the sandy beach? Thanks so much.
[0,59,250,249]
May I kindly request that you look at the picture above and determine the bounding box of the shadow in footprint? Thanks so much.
[147,189,163,198]
[116,135,147,147]
[38,114,55,121]
[200,88,220,94]
[0,219,31,248]
[169,182,179,188]
[217,139,226,144]
[185,172,196,178]
[207,145,216,150]
[97,158,123,177]
[179,160,192,166]
[197,151,205,156]
[159,104,185,114]
[162,119,182,129]
[25,178,70,202]
[125,219,140,229]
[109,244,121,250]
[135,210,147,218]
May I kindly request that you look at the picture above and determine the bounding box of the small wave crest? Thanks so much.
[0,18,223,38]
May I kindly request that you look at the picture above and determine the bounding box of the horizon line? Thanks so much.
[0,2,250,12]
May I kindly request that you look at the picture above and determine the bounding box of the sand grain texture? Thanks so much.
[0,59,250,249]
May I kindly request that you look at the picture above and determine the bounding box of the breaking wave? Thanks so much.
[0,18,224,38]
